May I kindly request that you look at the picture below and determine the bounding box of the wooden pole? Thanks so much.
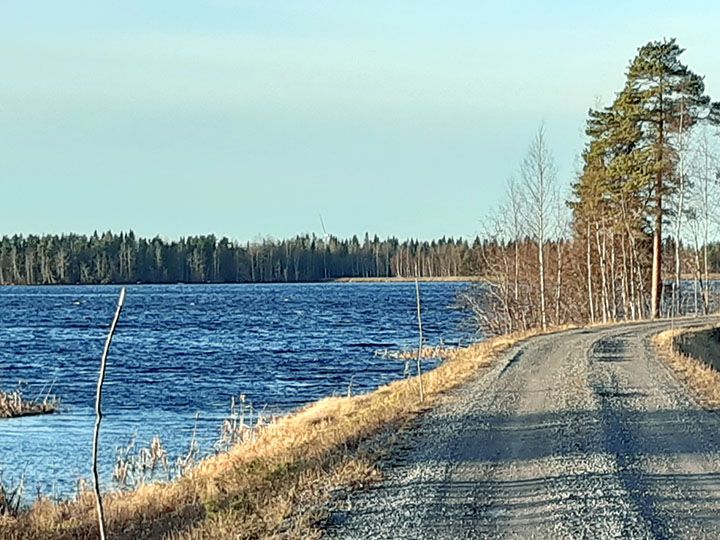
[414,266,424,402]
[92,288,126,540]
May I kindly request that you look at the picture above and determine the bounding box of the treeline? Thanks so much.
[0,232,485,285]
[463,38,720,335]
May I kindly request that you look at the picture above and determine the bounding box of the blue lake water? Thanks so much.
[0,282,472,498]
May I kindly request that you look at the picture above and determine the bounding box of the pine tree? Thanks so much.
[572,38,719,320]
[622,38,719,317]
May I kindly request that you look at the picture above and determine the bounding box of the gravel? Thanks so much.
[323,320,720,539]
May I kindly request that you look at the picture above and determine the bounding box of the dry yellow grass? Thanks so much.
[0,389,58,419]
[654,326,720,409]
[0,328,555,540]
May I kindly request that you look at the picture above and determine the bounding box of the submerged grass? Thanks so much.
[654,325,720,409]
[0,328,550,540]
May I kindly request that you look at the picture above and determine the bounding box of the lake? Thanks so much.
[0,282,472,498]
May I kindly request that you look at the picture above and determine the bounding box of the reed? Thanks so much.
[176,413,201,477]
[112,397,273,492]
[0,476,23,517]
[113,436,170,490]
[0,388,59,419]
[214,394,261,452]
[374,344,458,361]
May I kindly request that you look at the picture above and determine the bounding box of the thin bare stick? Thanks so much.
[92,288,126,540]
[415,265,424,402]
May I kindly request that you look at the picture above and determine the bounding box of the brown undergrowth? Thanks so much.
[0,326,561,540]
[654,325,720,409]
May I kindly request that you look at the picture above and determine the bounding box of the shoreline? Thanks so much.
[3,318,712,538]
[0,329,538,539]
[7,273,719,287]
[331,276,482,283]
[0,276,484,287]
[0,407,58,419]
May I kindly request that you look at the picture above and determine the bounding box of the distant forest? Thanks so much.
[3,231,720,286]
[0,232,484,284]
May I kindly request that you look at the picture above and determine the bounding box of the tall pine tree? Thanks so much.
[573,38,719,319]
[623,39,719,317]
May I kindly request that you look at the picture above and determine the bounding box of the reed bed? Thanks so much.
[373,344,458,361]
[112,397,269,492]
[0,388,58,419]
[0,328,557,540]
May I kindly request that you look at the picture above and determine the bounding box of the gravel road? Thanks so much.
[323,320,720,539]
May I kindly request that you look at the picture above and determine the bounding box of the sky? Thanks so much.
[2,1,720,242]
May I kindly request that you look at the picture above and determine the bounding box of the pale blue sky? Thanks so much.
[2,1,719,241]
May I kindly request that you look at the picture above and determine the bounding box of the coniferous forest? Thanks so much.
[0,232,481,284]
[4,229,720,287]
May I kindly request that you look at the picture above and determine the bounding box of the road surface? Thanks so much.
[324,320,720,539]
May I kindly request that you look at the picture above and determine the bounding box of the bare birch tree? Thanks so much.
[672,101,689,317]
[520,124,557,331]
[689,125,720,313]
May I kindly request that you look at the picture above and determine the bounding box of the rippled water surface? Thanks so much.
[0,283,471,497]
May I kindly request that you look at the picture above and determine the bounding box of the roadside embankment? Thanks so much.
[674,326,720,371]
[654,323,720,408]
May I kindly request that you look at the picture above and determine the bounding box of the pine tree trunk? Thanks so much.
[651,199,663,318]
[651,111,664,319]
[586,222,595,324]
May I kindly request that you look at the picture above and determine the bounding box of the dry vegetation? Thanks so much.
[373,344,457,361]
[332,276,482,283]
[654,326,720,409]
[0,329,552,540]
[0,389,58,419]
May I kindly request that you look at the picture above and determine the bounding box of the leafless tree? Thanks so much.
[688,125,720,313]
[520,124,557,331]
[671,100,690,318]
